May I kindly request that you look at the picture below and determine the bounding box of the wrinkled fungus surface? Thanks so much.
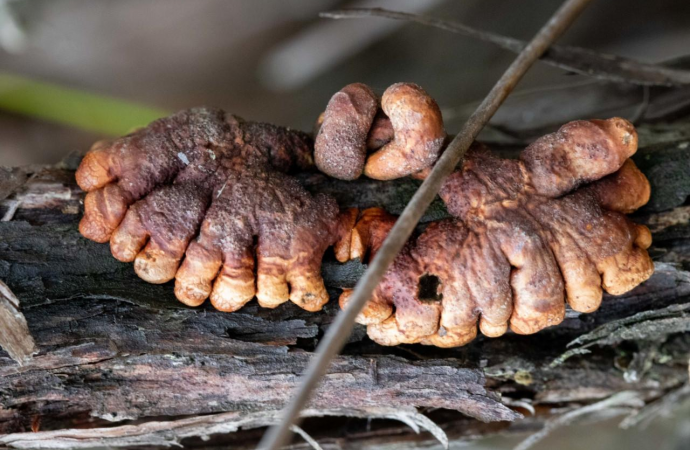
[315,82,445,181]
[340,119,654,347]
[77,83,654,348]
[77,109,351,313]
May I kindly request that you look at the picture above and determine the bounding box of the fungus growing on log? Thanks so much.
[314,82,446,180]
[76,83,653,348]
[340,119,654,347]
[76,109,352,313]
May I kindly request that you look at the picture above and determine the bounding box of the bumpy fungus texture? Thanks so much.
[314,82,446,180]
[76,108,352,313]
[339,118,654,347]
[76,83,654,349]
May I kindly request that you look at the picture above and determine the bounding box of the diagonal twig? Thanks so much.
[513,391,645,450]
[258,0,596,449]
[321,8,690,87]
[290,425,323,450]
[620,383,690,429]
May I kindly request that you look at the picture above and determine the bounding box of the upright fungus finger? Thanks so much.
[315,82,446,181]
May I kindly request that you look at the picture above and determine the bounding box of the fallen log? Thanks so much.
[0,123,689,448]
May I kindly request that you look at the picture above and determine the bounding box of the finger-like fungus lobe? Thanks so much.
[76,82,654,348]
[77,108,350,313]
[340,118,654,347]
[315,82,446,180]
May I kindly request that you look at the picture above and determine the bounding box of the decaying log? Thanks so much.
[0,121,689,449]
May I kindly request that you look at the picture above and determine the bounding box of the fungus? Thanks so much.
[341,118,654,347]
[77,108,352,313]
[76,86,654,349]
[314,82,445,181]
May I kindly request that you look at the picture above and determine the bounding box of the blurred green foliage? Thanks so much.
[0,72,169,135]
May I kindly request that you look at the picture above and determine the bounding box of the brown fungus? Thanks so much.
[76,87,654,349]
[314,83,378,180]
[314,82,445,181]
[340,118,654,347]
[77,108,353,313]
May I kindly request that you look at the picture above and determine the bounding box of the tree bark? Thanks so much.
[0,122,689,449]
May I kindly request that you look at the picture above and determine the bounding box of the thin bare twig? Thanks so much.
[441,79,601,121]
[290,425,323,450]
[321,8,690,87]
[630,85,651,124]
[620,383,690,429]
[1,199,19,221]
[257,1,595,449]
[513,391,645,450]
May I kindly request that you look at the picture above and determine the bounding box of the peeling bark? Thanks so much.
[0,126,689,448]
[0,280,35,364]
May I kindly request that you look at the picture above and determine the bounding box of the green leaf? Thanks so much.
[0,72,170,135]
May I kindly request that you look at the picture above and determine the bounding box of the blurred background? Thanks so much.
[0,1,689,448]
[1,0,690,167]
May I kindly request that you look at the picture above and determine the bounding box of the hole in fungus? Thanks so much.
[417,274,442,303]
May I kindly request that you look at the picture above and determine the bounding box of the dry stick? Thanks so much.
[513,391,644,450]
[257,0,594,448]
[321,8,690,87]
